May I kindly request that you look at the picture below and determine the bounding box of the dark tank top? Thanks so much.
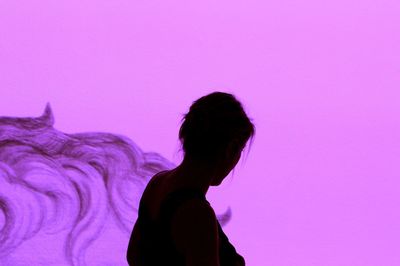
[127,187,246,266]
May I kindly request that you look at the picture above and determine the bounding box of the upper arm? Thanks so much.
[127,219,142,266]
[170,199,220,266]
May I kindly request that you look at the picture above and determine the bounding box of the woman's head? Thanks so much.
[178,91,255,172]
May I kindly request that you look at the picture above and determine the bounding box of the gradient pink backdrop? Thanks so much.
[1,0,400,265]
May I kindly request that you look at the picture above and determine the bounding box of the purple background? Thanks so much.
[1,0,400,265]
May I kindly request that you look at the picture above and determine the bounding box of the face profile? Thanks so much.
[210,141,243,186]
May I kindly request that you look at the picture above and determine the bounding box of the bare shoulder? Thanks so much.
[172,197,216,225]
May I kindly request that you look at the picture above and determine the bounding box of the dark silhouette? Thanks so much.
[127,92,256,266]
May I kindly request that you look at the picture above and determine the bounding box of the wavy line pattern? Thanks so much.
[0,104,231,266]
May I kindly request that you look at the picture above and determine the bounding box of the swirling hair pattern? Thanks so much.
[0,104,231,266]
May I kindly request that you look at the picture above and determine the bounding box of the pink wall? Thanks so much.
[1,0,399,265]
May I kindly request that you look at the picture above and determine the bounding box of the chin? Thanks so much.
[211,179,223,186]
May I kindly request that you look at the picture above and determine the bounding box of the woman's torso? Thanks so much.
[127,170,245,266]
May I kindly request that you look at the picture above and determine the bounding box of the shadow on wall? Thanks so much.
[0,104,231,266]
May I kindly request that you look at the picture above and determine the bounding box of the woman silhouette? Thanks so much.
[127,91,255,266]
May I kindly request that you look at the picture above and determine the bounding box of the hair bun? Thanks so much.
[178,91,255,162]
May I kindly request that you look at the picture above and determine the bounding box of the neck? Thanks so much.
[171,155,220,195]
